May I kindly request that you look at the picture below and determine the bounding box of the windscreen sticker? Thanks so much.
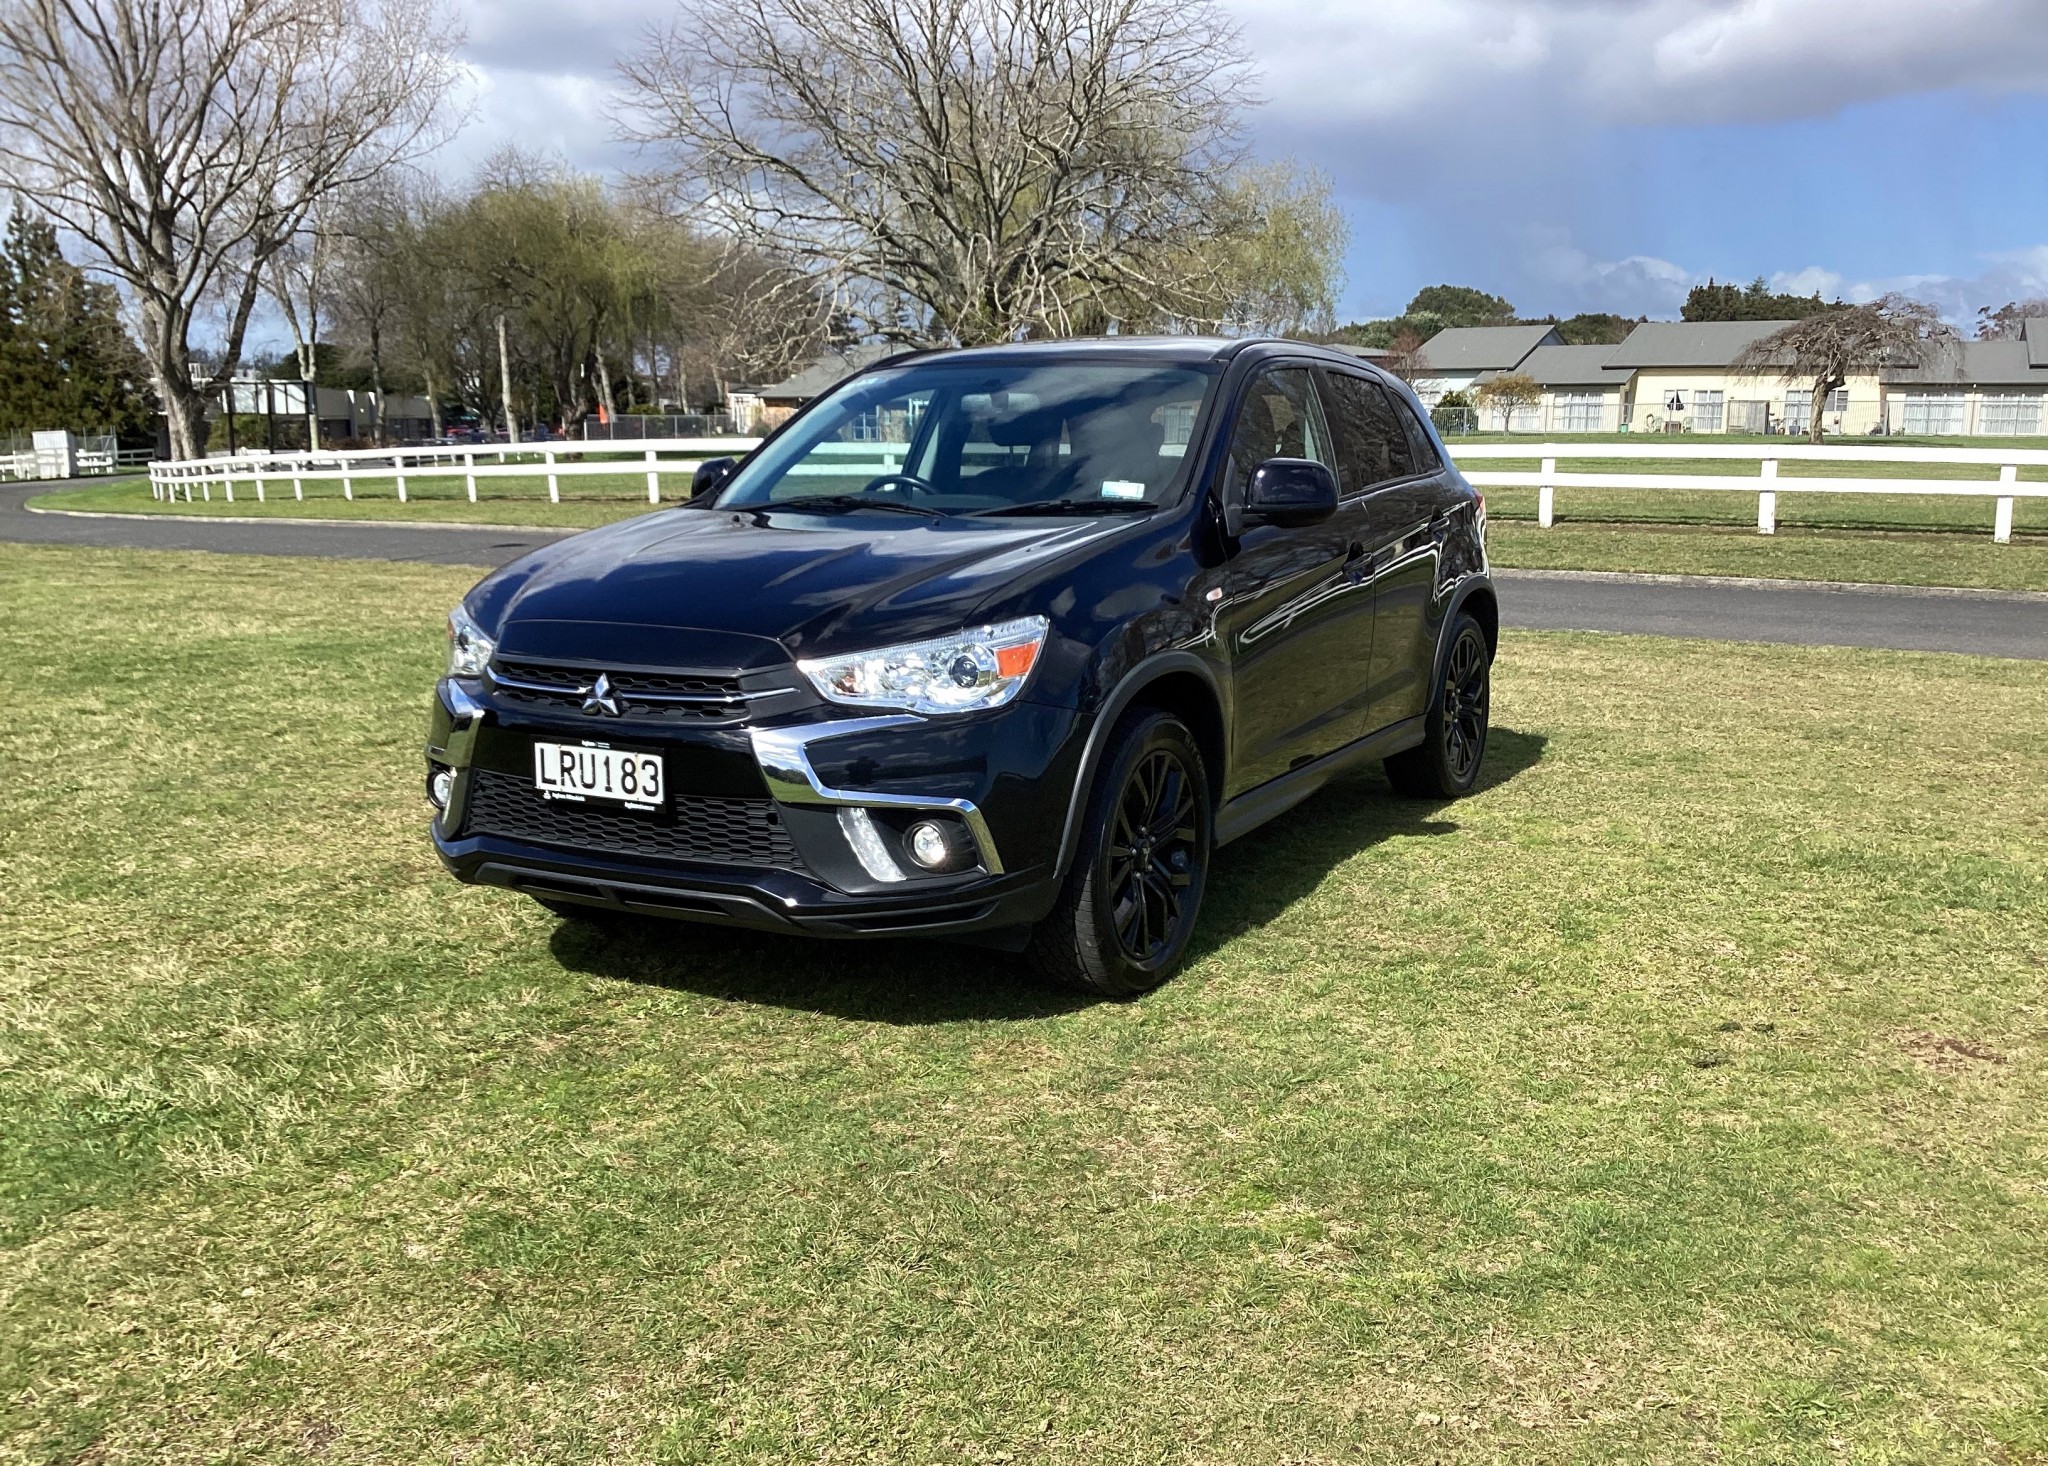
[1100,480,1147,500]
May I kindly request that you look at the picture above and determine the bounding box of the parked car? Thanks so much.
[426,338,1496,994]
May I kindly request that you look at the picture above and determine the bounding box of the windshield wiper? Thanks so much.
[771,494,945,519]
[976,497,1160,517]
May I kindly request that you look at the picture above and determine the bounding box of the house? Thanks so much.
[1475,344,1636,433]
[1408,324,1563,406]
[1597,320,1848,434]
[727,343,902,433]
[1879,321,2048,435]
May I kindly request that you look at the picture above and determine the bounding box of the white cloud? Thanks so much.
[1241,0,2048,134]
[1519,227,1696,315]
[1766,248,2048,324]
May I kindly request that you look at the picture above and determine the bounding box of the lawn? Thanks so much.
[3,543,2046,1463]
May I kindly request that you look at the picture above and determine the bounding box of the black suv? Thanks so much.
[428,338,1496,994]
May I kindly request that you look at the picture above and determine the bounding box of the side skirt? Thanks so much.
[1213,715,1426,847]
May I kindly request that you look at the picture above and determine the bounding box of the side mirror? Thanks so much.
[1242,457,1338,529]
[692,456,737,499]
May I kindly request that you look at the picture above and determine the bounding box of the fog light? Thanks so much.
[906,819,957,871]
[429,767,454,809]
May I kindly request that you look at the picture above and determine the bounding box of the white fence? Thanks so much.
[1453,442,2046,543]
[148,437,2044,543]
[149,438,771,507]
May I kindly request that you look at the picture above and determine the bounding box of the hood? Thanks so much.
[469,505,1139,667]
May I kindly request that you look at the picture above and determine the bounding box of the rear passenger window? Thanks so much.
[1394,393,1443,474]
[1318,371,1415,494]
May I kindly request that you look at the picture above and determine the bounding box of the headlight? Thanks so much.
[799,616,1048,715]
[446,604,495,678]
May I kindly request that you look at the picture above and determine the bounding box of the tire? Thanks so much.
[1385,612,1492,799]
[1029,709,1213,998]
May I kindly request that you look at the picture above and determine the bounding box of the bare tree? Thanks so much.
[1976,298,2048,341]
[620,0,1260,345]
[1737,295,1956,444]
[0,0,462,458]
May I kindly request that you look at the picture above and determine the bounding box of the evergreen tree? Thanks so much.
[1681,276,1839,323]
[0,205,156,440]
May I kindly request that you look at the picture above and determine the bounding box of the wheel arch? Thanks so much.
[1052,652,1228,878]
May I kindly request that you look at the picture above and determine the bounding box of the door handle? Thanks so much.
[1343,541,1369,584]
[1345,540,1367,562]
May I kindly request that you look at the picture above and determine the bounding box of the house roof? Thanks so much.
[758,343,902,400]
[2023,318,2048,369]
[1882,339,2045,386]
[1413,324,1561,374]
[1482,344,1634,388]
[1604,319,1801,369]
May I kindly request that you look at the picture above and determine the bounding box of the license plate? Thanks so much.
[532,742,664,809]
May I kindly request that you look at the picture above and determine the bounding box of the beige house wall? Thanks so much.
[1624,370,1887,435]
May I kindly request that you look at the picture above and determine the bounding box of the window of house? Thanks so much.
[1901,394,1966,435]
[1977,395,2043,435]
[1554,393,1606,432]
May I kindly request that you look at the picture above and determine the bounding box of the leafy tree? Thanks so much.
[1405,285,1515,328]
[1475,372,1542,432]
[1682,276,1838,323]
[0,206,155,440]
[1735,295,1955,444]
[1975,298,2048,340]
[1555,312,1636,345]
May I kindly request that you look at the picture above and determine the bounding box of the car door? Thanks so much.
[1331,373,1457,730]
[1215,365,1377,795]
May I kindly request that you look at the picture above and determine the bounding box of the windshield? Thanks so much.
[714,360,1217,516]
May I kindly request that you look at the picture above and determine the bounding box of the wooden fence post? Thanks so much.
[1538,457,1556,528]
[395,452,408,503]
[546,449,559,503]
[646,448,660,504]
[465,451,477,503]
[1757,459,1778,535]
[1996,465,2017,544]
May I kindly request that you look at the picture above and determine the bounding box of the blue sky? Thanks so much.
[448,0,2048,325]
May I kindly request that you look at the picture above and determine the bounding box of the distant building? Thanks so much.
[214,378,436,446]
[1602,320,1819,434]
[1409,324,1563,405]
[1879,321,2048,436]
[727,344,902,434]
[1475,344,1636,433]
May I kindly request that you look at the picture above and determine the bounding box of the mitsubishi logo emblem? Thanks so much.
[579,672,622,717]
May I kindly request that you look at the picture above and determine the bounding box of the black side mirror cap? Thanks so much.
[1242,457,1339,529]
[692,456,738,499]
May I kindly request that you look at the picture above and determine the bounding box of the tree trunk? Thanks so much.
[159,380,209,463]
[369,324,387,447]
[1809,373,1836,445]
[298,340,321,452]
[595,352,616,423]
[423,365,443,439]
[497,313,520,444]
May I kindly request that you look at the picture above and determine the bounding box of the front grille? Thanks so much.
[489,659,757,724]
[462,769,802,869]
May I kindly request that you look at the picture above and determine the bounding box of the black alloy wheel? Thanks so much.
[1106,747,1201,966]
[1031,709,1212,997]
[1385,612,1492,798]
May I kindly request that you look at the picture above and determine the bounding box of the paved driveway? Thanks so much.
[8,483,2045,660]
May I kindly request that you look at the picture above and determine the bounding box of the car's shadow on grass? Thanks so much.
[550,727,1548,1024]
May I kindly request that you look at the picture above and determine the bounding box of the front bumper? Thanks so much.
[426,677,1084,938]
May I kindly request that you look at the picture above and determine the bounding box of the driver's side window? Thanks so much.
[1223,368,1332,500]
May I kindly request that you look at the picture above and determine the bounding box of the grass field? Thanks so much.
[4,543,2046,1463]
